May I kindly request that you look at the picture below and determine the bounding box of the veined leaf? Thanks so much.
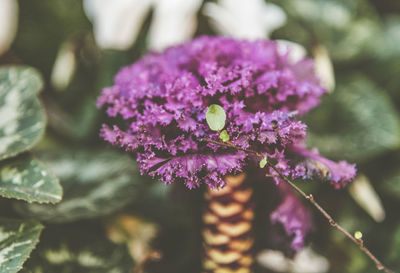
[14,149,143,223]
[0,66,46,160]
[0,155,62,204]
[0,218,43,273]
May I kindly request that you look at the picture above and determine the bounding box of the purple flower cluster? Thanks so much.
[98,36,355,190]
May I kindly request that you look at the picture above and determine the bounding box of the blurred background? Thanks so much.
[0,0,400,272]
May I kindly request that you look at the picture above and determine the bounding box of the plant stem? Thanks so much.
[201,138,395,273]
[203,173,254,273]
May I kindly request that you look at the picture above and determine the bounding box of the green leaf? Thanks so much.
[14,149,144,223]
[219,130,230,142]
[259,157,267,168]
[0,218,43,273]
[0,155,62,204]
[206,104,226,131]
[0,66,46,160]
[306,76,400,161]
[19,222,133,273]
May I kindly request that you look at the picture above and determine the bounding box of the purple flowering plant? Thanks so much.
[97,36,356,190]
[97,36,358,255]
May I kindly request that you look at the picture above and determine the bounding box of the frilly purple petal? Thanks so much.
[138,152,247,189]
[270,184,312,251]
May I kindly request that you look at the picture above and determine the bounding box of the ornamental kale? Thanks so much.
[97,36,356,189]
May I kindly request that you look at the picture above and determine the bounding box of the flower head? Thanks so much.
[98,36,354,188]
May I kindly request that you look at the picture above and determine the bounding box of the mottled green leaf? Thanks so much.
[0,155,62,204]
[19,222,133,273]
[14,149,143,223]
[0,66,46,160]
[206,104,226,131]
[306,76,400,161]
[0,218,43,273]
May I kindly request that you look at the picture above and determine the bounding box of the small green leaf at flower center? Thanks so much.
[206,104,226,131]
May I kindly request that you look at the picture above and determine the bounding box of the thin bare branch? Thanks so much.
[201,138,395,273]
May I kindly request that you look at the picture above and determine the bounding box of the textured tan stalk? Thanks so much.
[202,173,254,273]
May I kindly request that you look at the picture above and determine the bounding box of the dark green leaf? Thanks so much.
[0,155,62,204]
[0,218,43,273]
[14,149,143,223]
[0,66,46,160]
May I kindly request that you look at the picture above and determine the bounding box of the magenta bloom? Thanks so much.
[97,36,355,189]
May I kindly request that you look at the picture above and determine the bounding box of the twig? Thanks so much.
[201,138,395,273]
